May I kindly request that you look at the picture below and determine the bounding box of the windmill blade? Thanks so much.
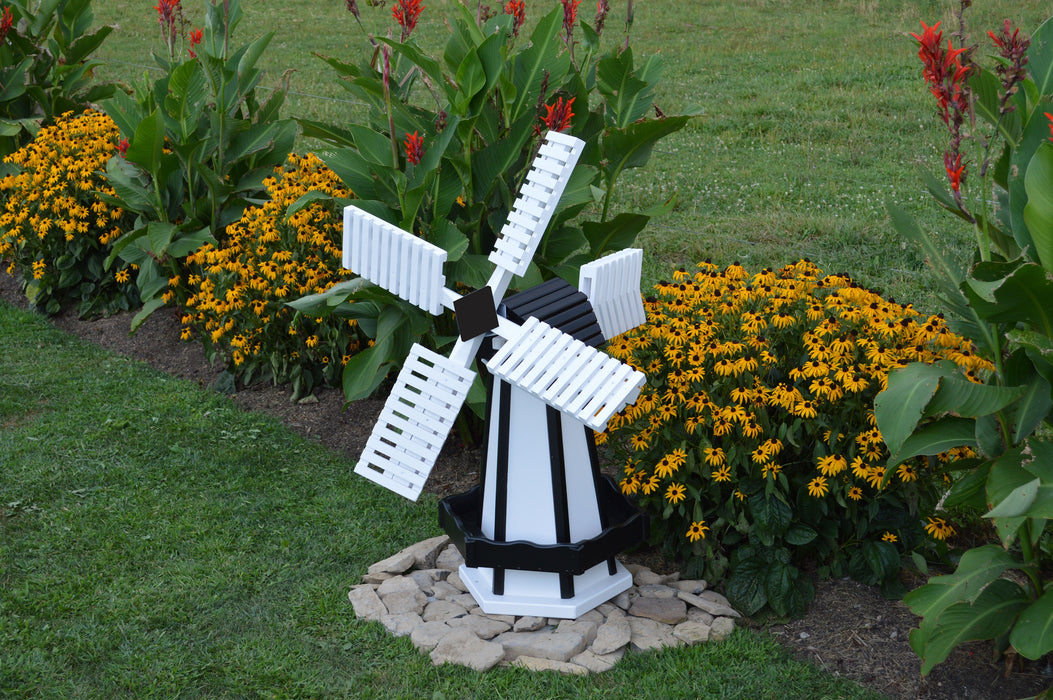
[343,205,447,316]
[485,317,645,432]
[355,344,475,501]
[578,248,647,341]
[489,131,585,278]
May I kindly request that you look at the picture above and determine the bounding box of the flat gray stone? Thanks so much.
[679,590,740,618]
[430,580,462,600]
[673,619,711,644]
[636,583,678,598]
[446,570,468,592]
[688,607,715,625]
[590,616,631,655]
[381,612,423,637]
[471,610,515,625]
[410,620,451,651]
[435,545,464,571]
[422,599,468,622]
[513,615,547,632]
[376,575,421,598]
[430,628,505,672]
[495,630,586,663]
[595,602,621,617]
[627,616,680,652]
[710,616,736,642]
[450,593,480,610]
[362,572,395,585]
[382,589,427,616]
[612,590,631,610]
[408,569,439,595]
[447,614,511,640]
[406,535,450,569]
[512,656,588,675]
[634,567,679,586]
[674,579,707,595]
[578,609,605,625]
[366,550,416,576]
[628,596,687,625]
[571,648,624,673]
[348,585,387,621]
[556,619,599,647]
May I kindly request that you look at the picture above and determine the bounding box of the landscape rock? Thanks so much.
[447,614,511,639]
[422,600,468,622]
[628,596,687,625]
[410,620,451,651]
[636,583,678,598]
[673,620,711,644]
[430,628,505,672]
[591,616,631,655]
[495,630,586,663]
[571,648,624,673]
[556,618,599,646]
[633,567,679,586]
[512,656,589,675]
[430,580,462,600]
[366,550,416,576]
[376,575,421,598]
[362,572,395,585]
[709,616,736,642]
[348,585,387,621]
[627,616,681,652]
[513,615,547,632]
[679,590,741,618]
[674,579,707,595]
[435,545,464,571]
[382,589,427,616]
[446,570,468,592]
[381,612,423,637]
[405,534,450,569]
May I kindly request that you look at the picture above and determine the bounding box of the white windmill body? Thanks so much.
[344,131,649,618]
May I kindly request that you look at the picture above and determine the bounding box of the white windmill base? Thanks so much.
[457,560,633,619]
[439,379,648,619]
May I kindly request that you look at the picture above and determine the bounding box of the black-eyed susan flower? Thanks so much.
[807,476,829,497]
[686,521,710,542]
[665,483,686,504]
[924,517,956,541]
[881,532,898,543]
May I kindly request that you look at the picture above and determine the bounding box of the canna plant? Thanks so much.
[292,0,696,401]
[878,10,1053,675]
[100,0,296,330]
[600,259,986,618]
[0,0,116,158]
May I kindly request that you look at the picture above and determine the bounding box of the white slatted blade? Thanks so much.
[489,131,585,277]
[486,317,645,431]
[355,344,474,501]
[343,205,447,316]
[578,248,646,340]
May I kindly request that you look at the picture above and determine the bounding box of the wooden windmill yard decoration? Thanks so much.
[344,131,650,618]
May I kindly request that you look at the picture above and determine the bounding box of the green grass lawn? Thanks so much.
[0,300,883,697]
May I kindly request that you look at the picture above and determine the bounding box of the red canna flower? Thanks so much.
[504,0,525,38]
[944,152,965,192]
[988,20,1030,115]
[542,96,575,133]
[1045,112,1053,142]
[0,6,13,43]
[393,0,424,42]
[153,0,184,57]
[403,131,424,165]
[561,0,580,40]
[187,27,203,58]
[117,138,130,159]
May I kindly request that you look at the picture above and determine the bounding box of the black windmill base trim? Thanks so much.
[438,477,650,577]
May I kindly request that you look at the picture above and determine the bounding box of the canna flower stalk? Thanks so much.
[595,0,610,35]
[504,0,525,39]
[392,0,424,42]
[403,131,424,165]
[987,20,1030,115]
[154,0,183,58]
[542,96,575,133]
[0,6,13,43]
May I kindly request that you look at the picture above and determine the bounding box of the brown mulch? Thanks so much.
[2,272,1051,700]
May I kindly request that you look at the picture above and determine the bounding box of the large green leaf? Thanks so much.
[509,8,568,123]
[903,545,1018,619]
[1023,142,1053,271]
[582,213,649,259]
[600,116,693,182]
[965,260,1053,337]
[1008,103,1053,254]
[886,416,976,467]
[912,578,1029,676]
[125,108,165,175]
[596,47,654,129]
[1011,587,1053,660]
[1026,16,1053,101]
[874,363,945,455]
[925,373,1026,419]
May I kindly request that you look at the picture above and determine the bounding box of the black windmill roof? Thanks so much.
[499,278,606,348]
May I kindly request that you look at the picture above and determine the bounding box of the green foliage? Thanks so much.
[182,153,367,399]
[295,2,694,400]
[879,11,1053,675]
[0,0,116,158]
[0,110,137,316]
[602,260,984,618]
[100,0,296,331]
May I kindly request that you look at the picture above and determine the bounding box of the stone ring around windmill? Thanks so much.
[345,131,652,619]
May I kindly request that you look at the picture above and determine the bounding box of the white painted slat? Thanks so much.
[526,166,559,189]
[579,248,646,340]
[355,344,474,501]
[485,318,644,431]
[343,205,447,316]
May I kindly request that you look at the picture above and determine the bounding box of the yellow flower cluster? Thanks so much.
[603,260,985,546]
[0,110,134,314]
[182,153,361,388]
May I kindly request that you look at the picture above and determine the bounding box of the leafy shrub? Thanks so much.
[601,259,986,617]
[102,0,296,330]
[0,110,136,315]
[878,12,1053,674]
[296,0,695,401]
[183,153,363,398]
[0,0,115,157]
